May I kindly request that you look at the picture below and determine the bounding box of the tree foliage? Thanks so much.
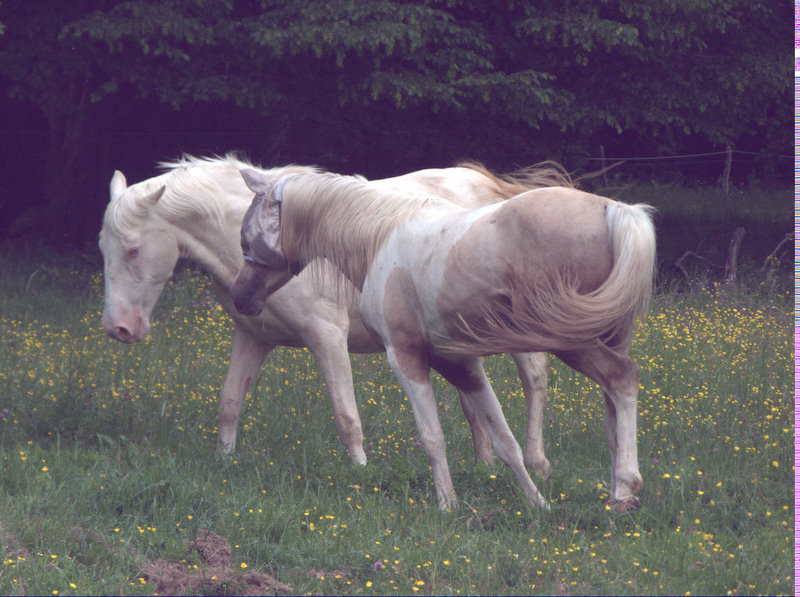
[0,0,790,245]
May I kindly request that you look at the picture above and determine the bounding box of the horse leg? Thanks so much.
[603,391,618,496]
[457,389,494,466]
[384,346,457,511]
[217,326,273,454]
[510,352,551,479]
[554,344,642,510]
[432,355,549,510]
[303,317,367,465]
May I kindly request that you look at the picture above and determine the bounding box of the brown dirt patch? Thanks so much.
[142,529,293,596]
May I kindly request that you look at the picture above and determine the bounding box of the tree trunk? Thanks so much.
[40,74,91,246]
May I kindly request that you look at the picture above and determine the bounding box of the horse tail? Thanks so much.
[447,200,656,355]
[536,200,656,347]
[536,201,656,347]
[602,201,657,325]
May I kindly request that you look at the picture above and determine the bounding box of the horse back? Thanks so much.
[449,188,615,295]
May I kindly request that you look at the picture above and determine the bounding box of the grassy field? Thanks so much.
[0,200,794,595]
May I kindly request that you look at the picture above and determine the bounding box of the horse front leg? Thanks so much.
[303,315,367,465]
[510,352,551,479]
[385,346,457,511]
[217,326,273,454]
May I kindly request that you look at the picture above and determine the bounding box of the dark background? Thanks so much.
[0,0,792,248]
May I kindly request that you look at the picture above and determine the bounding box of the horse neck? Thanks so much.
[159,163,319,288]
[281,177,430,290]
[173,217,244,287]
[158,184,249,288]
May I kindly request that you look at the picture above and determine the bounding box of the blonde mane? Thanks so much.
[455,160,576,198]
[280,172,443,289]
[103,154,318,240]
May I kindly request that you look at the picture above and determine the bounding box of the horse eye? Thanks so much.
[126,247,140,258]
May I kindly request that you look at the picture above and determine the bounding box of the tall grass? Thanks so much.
[0,250,793,596]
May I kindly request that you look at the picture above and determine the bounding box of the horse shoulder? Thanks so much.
[369,265,431,384]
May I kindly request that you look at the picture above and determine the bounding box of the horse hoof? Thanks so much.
[476,453,496,467]
[606,497,641,513]
[523,453,551,481]
[216,443,235,456]
[535,460,552,482]
[350,451,368,466]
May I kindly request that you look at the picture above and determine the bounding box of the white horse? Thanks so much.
[231,168,656,511]
[99,155,558,475]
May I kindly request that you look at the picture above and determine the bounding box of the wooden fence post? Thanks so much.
[722,144,733,199]
[722,226,746,284]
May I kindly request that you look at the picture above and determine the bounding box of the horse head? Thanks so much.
[99,170,176,343]
[230,169,298,316]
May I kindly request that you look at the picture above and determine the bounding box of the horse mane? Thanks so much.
[455,160,576,199]
[280,172,441,289]
[158,152,259,174]
[103,153,318,240]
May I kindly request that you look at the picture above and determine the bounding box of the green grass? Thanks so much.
[0,248,793,595]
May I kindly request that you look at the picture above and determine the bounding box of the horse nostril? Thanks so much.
[109,325,134,343]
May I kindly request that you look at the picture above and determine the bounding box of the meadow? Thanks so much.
[0,187,794,595]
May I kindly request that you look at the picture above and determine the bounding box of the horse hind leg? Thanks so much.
[510,352,551,479]
[463,352,551,475]
[433,356,550,511]
[457,390,494,466]
[603,392,618,496]
[555,345,643,511]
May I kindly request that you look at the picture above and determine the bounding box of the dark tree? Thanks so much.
[0,0,790,246]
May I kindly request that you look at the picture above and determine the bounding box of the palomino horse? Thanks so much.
[231,168,656,511]
[99,155,557,475]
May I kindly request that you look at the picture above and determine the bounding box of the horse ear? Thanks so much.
[240,168,274,195]
[110,170,127,199]
[143,186,166,207]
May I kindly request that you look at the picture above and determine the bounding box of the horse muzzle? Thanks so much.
[231,260,294,317]
[103,310,149,344]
